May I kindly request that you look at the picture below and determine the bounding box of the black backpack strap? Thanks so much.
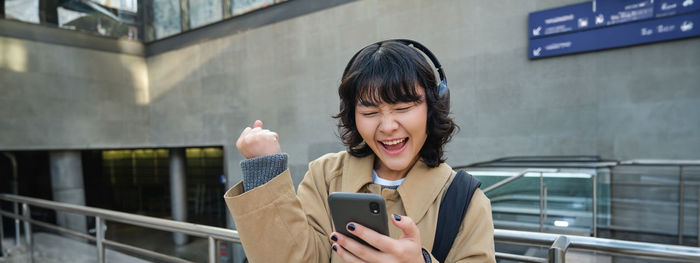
[431,170,482,262]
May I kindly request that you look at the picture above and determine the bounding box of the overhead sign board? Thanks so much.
[529,0,699,59]
[528,2,601,39]
[530,11,698,58]
[654,0,700,17]
[597,0,655,25]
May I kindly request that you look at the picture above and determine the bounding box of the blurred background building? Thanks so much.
[1,0,699,262]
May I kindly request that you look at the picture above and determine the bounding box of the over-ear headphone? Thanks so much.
[342,39,449,105]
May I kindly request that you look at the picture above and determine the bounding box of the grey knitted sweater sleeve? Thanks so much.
[240,153,288,192]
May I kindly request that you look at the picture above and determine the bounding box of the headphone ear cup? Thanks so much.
[437,79,450,108]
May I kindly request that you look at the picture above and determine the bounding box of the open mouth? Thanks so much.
[378,137,409,155]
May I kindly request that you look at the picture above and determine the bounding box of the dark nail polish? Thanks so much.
[332,245,338,251]
[331,234,338,242]
[347,223,355,231]
[393,214,402,221]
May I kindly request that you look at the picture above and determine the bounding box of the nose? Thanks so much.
[378,113,399,134]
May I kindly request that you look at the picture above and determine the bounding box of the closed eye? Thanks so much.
[361,112,377,116]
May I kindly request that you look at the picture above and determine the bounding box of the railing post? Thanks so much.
[208,236,217,263]
[96,216,105,263]
[14,202,20,246]
[540,172,546,232]
[22,203,33,263]
[679,166,685,245]
[0,211,4,257]
[544,185,548,231]
[592,173,597,237]
[697,185,700,248]
[548,235,571,263]
[2,153,20,247]
[22,203,31,245]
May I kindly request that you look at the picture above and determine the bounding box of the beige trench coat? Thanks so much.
[224,151,495,262]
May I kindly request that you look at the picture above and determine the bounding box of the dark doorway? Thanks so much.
[82,147,227,227]
[0,151,54,241]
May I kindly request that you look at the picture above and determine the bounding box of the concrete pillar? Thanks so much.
[49,151,87,233]
[169,148,188,245]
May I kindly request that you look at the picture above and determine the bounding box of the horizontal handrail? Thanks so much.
[495,252,547,263]
[3,193,700,262]
[0,210,94,241]
[0,210,191,263]
[103,239,194,263]
[495,229,700,262]
[613,181,700,187]
[598,224,699,238]
[456,162,618,169]
[460,159,700,170]
[482,168,559,193]
[0,194,240,243]
[620,160,700,166]
[457,155,611,168]
[494,221,593,236]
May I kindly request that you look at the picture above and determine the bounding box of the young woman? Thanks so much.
[225,40,495,262]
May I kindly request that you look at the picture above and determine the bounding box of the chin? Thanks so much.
[379,157,413,172]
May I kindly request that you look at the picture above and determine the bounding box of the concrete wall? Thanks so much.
[0,36,150,149]
[146,0,700,188]
[2,0,700,189]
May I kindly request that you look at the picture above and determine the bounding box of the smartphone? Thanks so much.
[328,192,389,249]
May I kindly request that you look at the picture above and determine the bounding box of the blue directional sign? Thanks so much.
[529,0,700,59]
[530,11,699,58]
[655,0,700,17]
[528,2,601,39]
[597,0,655,25]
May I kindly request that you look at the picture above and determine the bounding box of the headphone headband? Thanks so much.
[391,39,446,84]
[342,39,449,99]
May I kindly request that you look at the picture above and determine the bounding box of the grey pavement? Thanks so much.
[0,233,150,263]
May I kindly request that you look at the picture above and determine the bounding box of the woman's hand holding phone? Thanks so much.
[235,120,281,159]
[329,214,425,263]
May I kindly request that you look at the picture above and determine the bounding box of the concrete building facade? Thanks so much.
[1,0,699,212]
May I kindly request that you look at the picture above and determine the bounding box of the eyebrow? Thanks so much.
[358,101,378,107]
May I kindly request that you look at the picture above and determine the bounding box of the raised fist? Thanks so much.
[235,120,282,159]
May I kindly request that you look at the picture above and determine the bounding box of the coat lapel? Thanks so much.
[339,152,453,223]
[397,162,453,223]
[341,153,375,193]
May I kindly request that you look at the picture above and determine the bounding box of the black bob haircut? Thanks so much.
[333,40,458,168]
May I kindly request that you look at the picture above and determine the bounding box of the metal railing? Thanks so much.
[0,193,239,263]
[617,160,700,246]
[482,168,559,193]
[455,156,618,170]
[2,193,700,262]
[479,168,560,234]
[467,158,700,247]
[495,229,700,262]
[477,168,601,236]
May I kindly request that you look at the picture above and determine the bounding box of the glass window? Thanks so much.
[153,0,182,39]
[56,0,140,39]
[189,0,223,29]
[2,0,288,41]
[92,0,138,13]
[5,0,40,24]
[232,0,274,16]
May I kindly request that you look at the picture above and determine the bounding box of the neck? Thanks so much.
[373,156,419,181]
